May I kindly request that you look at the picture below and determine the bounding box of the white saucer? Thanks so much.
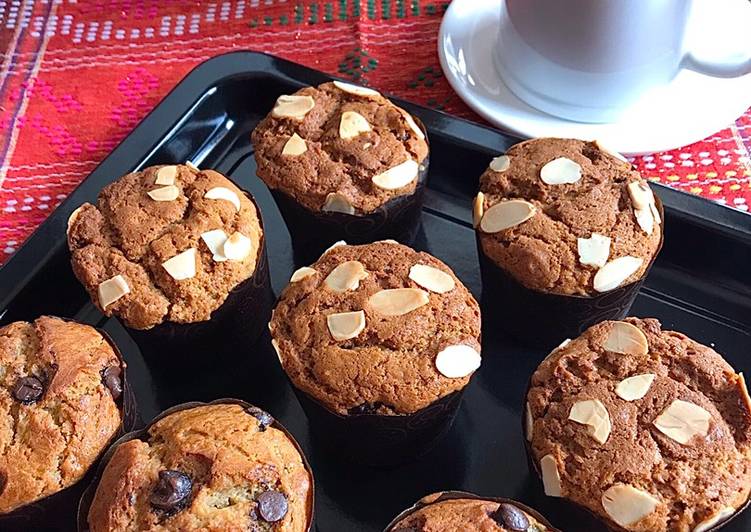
[438,0,751,155]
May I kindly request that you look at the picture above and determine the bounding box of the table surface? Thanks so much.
[0,0,749,267]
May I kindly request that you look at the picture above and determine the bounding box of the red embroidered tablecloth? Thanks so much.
[1,0,749,264]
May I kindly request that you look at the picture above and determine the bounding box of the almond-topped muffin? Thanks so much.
[0,316,127,515]
[526,318,751,531]
[475,138,662,296]
[67,164,264,330]
[270,240,481,416]
[86,403,313,532]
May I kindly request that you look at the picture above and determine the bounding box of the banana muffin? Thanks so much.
[526,318,751,531]
[252,81,430,263]
[0,316,126,515]
[67,164,265,330]
[386,492,557,532]
[86,402,313,532]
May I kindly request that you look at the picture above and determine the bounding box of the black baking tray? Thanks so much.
[1,51,750,532]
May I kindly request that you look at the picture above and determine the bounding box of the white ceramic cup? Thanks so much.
[494,0,751,123]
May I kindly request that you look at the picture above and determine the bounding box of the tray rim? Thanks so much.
[1,50,750,311]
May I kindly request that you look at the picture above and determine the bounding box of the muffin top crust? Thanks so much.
[269,241,481,416]
[87,403,312,532]
[67,164,262,330]
[251,81,429,214]
[475,138,662,296]
[526,318,751,532]
[389,494,551,531]
[0,316,124,514]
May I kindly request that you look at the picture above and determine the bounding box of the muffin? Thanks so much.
[474,138,663,346]
[385,491,558,531]
[525,318,751,531]
[269,240,481,465]
[252,80,430,264]
[67,163,273,363]
[0,316,134,527]
[84,401,313,532]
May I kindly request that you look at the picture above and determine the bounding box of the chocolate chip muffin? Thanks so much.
[270,240,480,416]
[67,163,265,330]
[386,491,557,531]
[474,138,663,345]
[526,318,751,531]
[252,81,430,263]
[86,402,313,532]
[0,316,126,515]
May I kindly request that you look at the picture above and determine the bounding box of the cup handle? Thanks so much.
[681,0,751,78]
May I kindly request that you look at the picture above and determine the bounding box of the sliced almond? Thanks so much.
[98,274,130,309]
[540,455,562,497]
[594,140,629,164]
[378,239,399,244]
[204,187,241,211]
[339,111,371,139]
[271,338,283,364]
[737,372,751,414]
[650,201,662,225]
[601,484,659,528]
[185,161,199,172]
[272,94,315,120]
[200,229,229,262]
[290,266,317,283]
[326,310,366,341]
[627,181,654,210]
[693,507,735,532]
[322,240,346,257]
[653,399,711,444]
[322,192,356,215]
[434,344,481,378]
[489,155,510,172]
[593,256,643,292]
[569,399,611,444]
[325,261,368,292]
[67,205,84,236]
[525,403,534,441]
[155,165,178,185]
[479,199,536,233]
[634,207,654,235]
[409,264,455,294]
[282,133,307,156]
[616,374,655,401]
[162,248,197,280]
[603,321,649,355]
[472,192,485,228]
[577,233,611,268]
[401,111,425,140]
[332,80,380,98]
[372,159,419,190]
[223,232,252,261]
[368,288,429,316]
[147,185,179,202]
[540,157,582,185]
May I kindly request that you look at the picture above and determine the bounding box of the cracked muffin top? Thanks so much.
[87,403,313,532]
[388,493,552,531]
[269,241,481,416]
[474,138,662,296]
[251,81,429,214]
[0,316,124,514]
[67,164,262,330]
[526,318,751,532]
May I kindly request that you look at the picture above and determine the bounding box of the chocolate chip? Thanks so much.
[246,406,273,431]
[12,376,44,404]
[347,402,383,416]
[101,365,123,401]
[490,503,530,531]
[257,490,288,522]
[150,470,192,512]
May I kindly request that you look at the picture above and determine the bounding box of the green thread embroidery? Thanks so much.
[408,66,442,89]
[339,0,347,20]
[324,2,334,22]
[339,47,378,81]
[382,0,391,19]
[411,0,419,16]
[294,4,304,24]
[309,3,319,23]
[367,0,376,19]
[264,15,273,26]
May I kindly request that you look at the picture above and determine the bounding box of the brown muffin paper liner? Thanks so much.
[76,398,315,532]
[383,490,561,531]
[0,327,138,532]
[521,372,751,532]
[476,198,664,349]
[128,191,274,373]
[267,117,430,266]
[291,385,464,468]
